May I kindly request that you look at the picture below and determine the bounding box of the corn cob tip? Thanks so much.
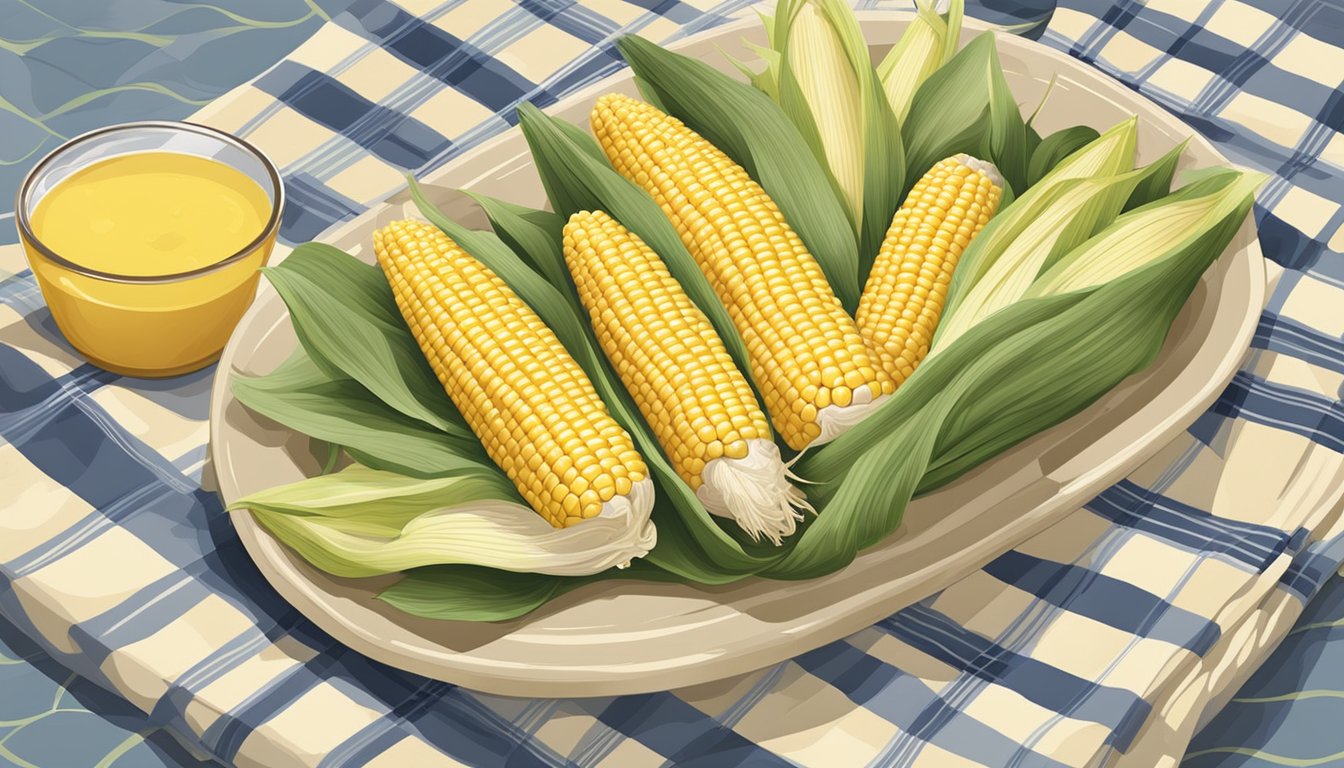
[952,153,1004,189]
[600,476,657,568]
[695,439,810,546]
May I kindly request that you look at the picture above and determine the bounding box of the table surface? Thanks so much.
[0,1,1339,766]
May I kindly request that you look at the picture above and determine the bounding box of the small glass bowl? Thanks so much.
[15,121,284,378]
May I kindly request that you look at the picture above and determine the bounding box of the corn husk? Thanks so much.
[1030,170,1265,297]
[232,466,656,579]
[232,346,491,479]
[878,0,964,123]
[932,140,1185,349]
[900,31,1030,199]
[748,0,906,265]
[938,116,1138,332]
[1027,125,1099,186]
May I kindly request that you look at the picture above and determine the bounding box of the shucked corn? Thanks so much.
[857,154,1003,383]
[591,93,896,451]
[373,219,649,529]
[564,210,805,544]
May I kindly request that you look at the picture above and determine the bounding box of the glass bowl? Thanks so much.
[15,121,284,378]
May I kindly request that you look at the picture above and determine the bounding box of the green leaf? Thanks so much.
[616,35,863,310]
[902,32,1030,196]
[1027,125,1099,187]
[378,566,578,622]
[1123,139,1187,212]
[231,348,491,478]
[459,189,572,298]
[262,244,469,439]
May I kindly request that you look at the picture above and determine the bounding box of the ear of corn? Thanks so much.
[878,0,964,123]
[744,0,906,274]
[614,35,864,310]
[938,117,1138,329]
[592,93,897,451]
[373,218,650,530]
[782,0,866,218]
[1029,170,1265,298]
[564,210,806,544]
[856,154,1003,384]
[234,465,659,579]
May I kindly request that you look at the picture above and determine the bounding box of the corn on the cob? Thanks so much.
[591,93,896,451]
[563,210,806,544]
[856,154,1003,383]
[373,219,651,530]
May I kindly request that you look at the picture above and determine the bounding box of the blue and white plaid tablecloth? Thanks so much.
[1,1,1342,766]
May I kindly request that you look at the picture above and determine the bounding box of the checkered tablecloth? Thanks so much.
[1,0,1342,766]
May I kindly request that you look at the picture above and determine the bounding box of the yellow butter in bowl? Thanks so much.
[16,122,283,378]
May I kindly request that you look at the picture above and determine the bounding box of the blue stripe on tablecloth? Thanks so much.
[984,551,1221,654]
[319,680,456,768]
[1254,312,1344,374]
[0,270,40,310]
[339,0,536,112]
[515,0,620,44]
[1211,372,1344,453]
[281,171,368,242]
[794,641,1071,768]
[205,650,337,760]
[256,61,453,169]
[1280,535,1344,603]
[1087,480,1296,569]
[594,692,787,766]
[878,605,1151,750]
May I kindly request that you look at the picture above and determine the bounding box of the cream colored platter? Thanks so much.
[209,12,1265,697]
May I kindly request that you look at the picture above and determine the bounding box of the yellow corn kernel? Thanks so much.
[856,154,1003,384]
[373,219,647,529]
[563,210,804,543]
[591,93,896,451]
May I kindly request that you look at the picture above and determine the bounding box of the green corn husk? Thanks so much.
[778,178,1258,578]
[938,116,1138,330]
[231,345,492,479]
[932,141,1186,350]
[748,0,906,267]
[1123,139,1186,212]
[615,35,865,309]
[878,0,964,123]
[901,31,1029,197]
[1027,125,1099,187]
[459,191,568,289]
[257,244,471,440]
[232,465,666,580]
[1030,170,1264,297]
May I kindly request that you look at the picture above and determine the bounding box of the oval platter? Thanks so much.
[209,12,1265,698]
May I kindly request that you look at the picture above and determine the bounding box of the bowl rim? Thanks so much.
[14,120,285,285]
